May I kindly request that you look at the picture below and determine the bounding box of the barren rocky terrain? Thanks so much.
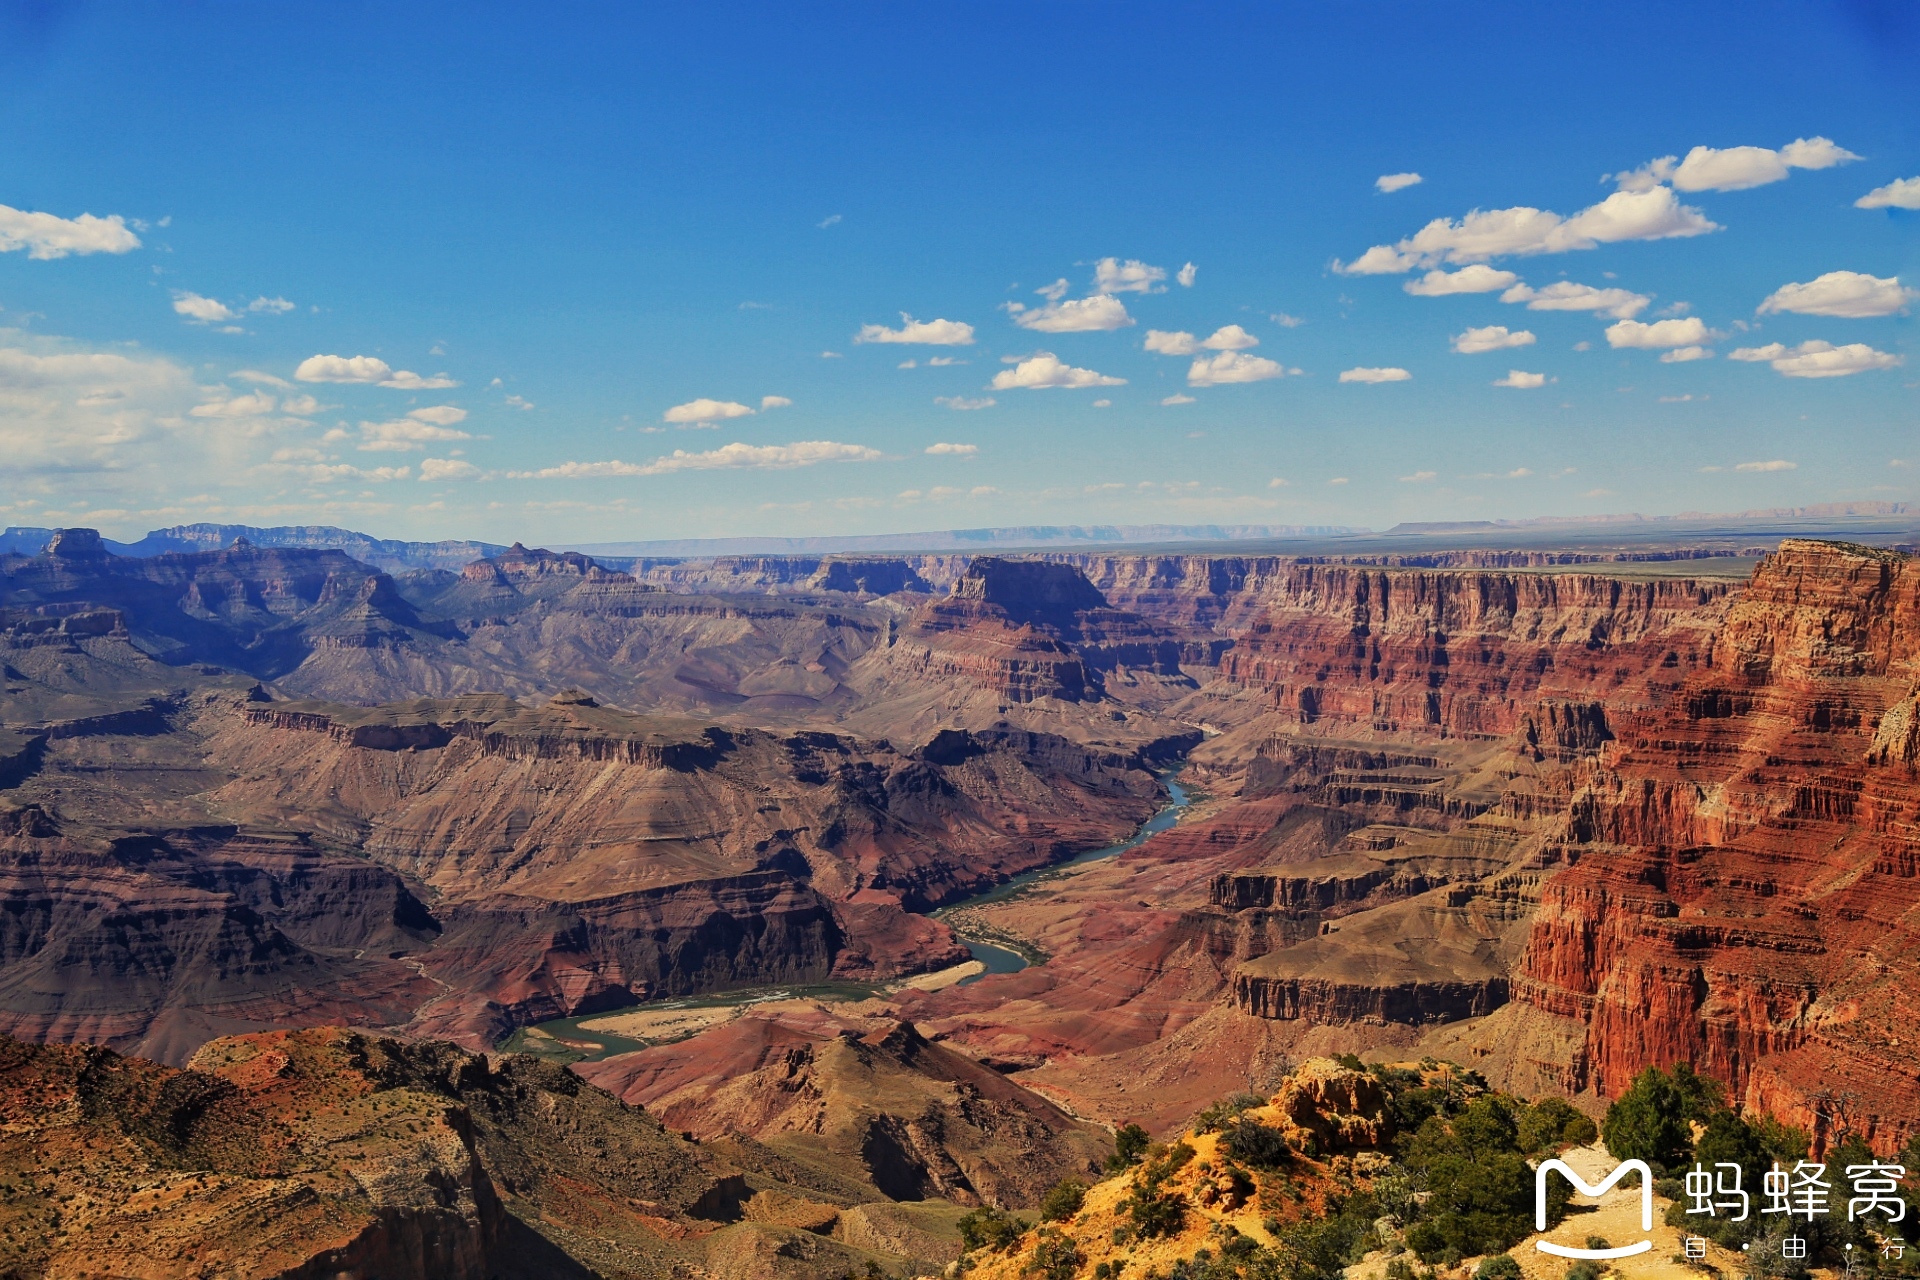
[1,523,1916,1275]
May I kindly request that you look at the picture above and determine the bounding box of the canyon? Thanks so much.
[2,524,1918,1275]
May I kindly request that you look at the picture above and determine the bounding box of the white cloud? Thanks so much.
[188,391,278,418]
[1735,459,1797,472]
[925,442,977,455]
[1338,186,1717,273]
[172,292,238,324]
[1758,271,1914,319]
[232,369,293,388]
[818,214,842,229]
[1177,262,1197,287]
[1605,317,1714,349]
[1268,477,1289,487]
[1452,325,1536,354]
[1187,351,1285,386]
[504,394,533,410]
[513,440,885,479]
[990,352,1126,390]
[408,405,468,426]
[927,356,963,366]
[1202,324,1258,350]
[1659,346,1713,363]
[294,354,457,389]
[854,314,976,345]
[934,395,995,410]
[281,394,321,415]
[1400,470,1437,482]
[1728,339,1903,378]
[1093,258,1167,294]
[1145,330,1199,356]
[356,419,473,451]
[1092,398,1111,407]
[1328,477,1350,485]
[248,296,294,314]
[899,360,919,369]
[1339,366,1412,383]
[419,457,482,481]
[1493,370,1548,388]
[1403,265,1518,296]
[1501,280,1650,319]
[760,395,793,410]
[1161,394,1196,406]
[0,335,196,476]
[664,397,755,424]
[1614,138,1860,193]
[0,204,141,259]
[1006,293,1134,332]
[1376,172,1423,194]
[1856,177,1920,210]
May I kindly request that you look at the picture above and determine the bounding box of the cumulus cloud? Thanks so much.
[1659,346,1713,363]
[248,296,295,314]
[1452,325,1536,354]
[1758,271,1914,319]
[1501,280,1651,319]
[925,442,977,455]
[1187,351,1286,386]
[1616,137,1862,193]
[513,440,885,479]
[1093,258,1167,294]
[663,397,754,425]
[1492,370,1548,388]
[0,335,197,477]
[760,395,793,410]
[172,292,238,324]
[1161,394,1196,406]
[294,354,457,389]
[1177,262,1197,287]
[419,457,482,481]
[1404,265,1518,296]
[1339,366,1412,383]
[1337,186,1717,273]
[1145,330,1199,356]
[408,405,468,426]
[1202,324,1258,350]
[854,314,976,345]
[1006,293,1134,332]
[1735,459,1797,472]
[356,419,473,451]
[990,352,1125,390]
[1728,339,1903,378]
[934,395,995,410]
[1605,317,1714,349]
[1376,172,1423,193]
[1856,176,1920,210]
[0,204,141,259]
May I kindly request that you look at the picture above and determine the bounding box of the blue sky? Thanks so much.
[1,1,1915,543]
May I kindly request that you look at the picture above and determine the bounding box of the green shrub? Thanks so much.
[1601,1064,1723,1175]
[1107,1122,1150,1170]
[1027,1227,1083,1280]
[1194,1092,1264,1133]
[957,1204,1023,1252]
[1039,1179,1085,1223]
[1475,1255,1522,1280]
[1221,1115,1292,1168]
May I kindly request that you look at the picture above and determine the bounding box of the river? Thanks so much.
[933,772,1193,981]
[506,769,1194,1061]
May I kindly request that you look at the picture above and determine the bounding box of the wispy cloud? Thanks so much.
[925,442,977,455]
[1492,370,1549,388]
[934,395,995,410]
[512,440,885,478]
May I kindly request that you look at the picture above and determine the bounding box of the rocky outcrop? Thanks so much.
[1267,1056,1393,1152]
[0,1026,910,1278]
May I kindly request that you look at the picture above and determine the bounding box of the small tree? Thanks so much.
[1107,1122,1150,1170]
[1039,1179,1086,1223]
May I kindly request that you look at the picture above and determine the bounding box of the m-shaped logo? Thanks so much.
[1535,1159,1654,1259]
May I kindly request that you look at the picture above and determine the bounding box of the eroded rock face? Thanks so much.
[1514,541,1920,1151]
[1269,1056,1392,1153]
